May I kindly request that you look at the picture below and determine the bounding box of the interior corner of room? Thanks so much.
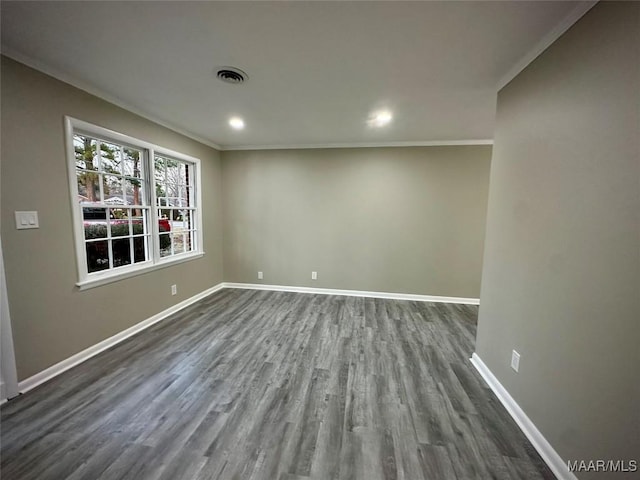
[1,1,638,480]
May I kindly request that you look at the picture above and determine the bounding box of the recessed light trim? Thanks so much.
[229,117,245,130]
[368,110,393,127]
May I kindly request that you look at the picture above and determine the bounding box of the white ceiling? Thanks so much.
[1,1,593,149]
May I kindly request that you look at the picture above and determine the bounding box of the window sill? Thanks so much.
[76,251,205,291]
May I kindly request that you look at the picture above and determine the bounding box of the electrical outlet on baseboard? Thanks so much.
[511,350,520,372]
[258,271,263,280]
[311,271,317,280]
[171,284,177,296]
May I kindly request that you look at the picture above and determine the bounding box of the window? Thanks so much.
[65,117,204,289]
[154,155,197,258]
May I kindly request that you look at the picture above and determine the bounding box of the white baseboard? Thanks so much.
[222,282,480,305]
[17,283,226,394]
[15,281,477,396]
[470,353,576,480]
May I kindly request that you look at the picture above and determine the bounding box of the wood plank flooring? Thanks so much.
[1,289,555,480]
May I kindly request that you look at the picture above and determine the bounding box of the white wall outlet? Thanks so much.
[511,350,521,372]
[15,211,39,230]
[171,284,177,296]
[311,271,318,280]
[258,271,263,280]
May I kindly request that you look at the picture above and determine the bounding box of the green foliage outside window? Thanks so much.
[84,222,171,271]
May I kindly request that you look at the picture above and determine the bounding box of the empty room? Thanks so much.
[0,1,637,480]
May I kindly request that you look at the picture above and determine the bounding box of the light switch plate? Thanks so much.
[15,211,39,230]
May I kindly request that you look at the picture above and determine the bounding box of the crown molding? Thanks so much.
[220,139,493,151]
[3,2,597,152]
[497,1,598,91]
[2,49,494,152]
[1,47,223,151]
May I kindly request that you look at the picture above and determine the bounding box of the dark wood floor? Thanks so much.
[1,289,554,480]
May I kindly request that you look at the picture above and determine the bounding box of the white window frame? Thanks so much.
[64,116,204,290]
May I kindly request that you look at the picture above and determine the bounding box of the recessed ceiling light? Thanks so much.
[368,110,393,127]
[229,117,245,130]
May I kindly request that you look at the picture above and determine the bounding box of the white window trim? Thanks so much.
[64,116,205,290]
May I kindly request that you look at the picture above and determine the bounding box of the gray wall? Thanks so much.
[222,146,491,298]
[1,57,224,380]
[1,55,492,383]
[475,2,639,476]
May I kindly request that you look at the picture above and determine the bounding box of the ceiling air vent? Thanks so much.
[216,67,248,84]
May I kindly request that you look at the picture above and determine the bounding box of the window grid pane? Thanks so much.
[154,155,195,259]
[72,123,200,282]
[80,159,152,272]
